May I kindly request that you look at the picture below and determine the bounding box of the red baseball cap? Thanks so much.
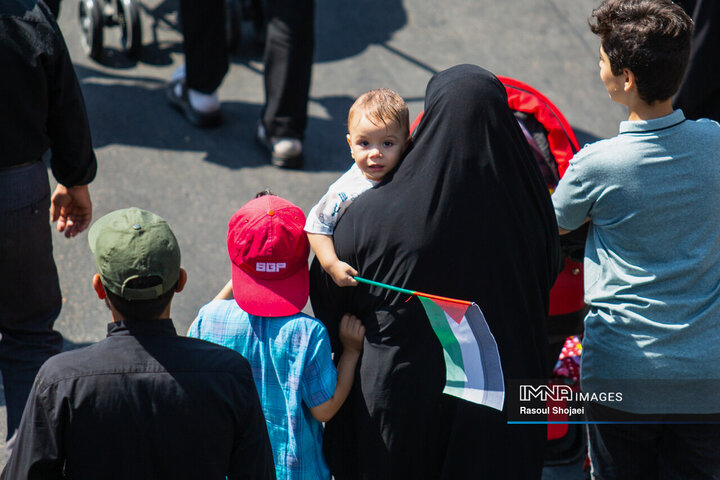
[227,195,310,317]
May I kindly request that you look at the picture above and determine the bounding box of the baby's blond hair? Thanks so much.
[347,88,409,135]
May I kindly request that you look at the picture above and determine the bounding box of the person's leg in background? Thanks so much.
[168,0,227,127]
[660,423,720,480]
[587,402,720,479]
[585,402,662,480]
[257,0,314,169]
[0,164,64,459]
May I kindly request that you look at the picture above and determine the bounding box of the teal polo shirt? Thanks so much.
[553,110,720,414]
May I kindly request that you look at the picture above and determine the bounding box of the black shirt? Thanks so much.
[0,0,96,185]
[1,319,276,479]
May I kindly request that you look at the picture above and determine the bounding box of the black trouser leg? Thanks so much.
[179,0,229,94]
[0,164,64,441]
[262,0,314,139]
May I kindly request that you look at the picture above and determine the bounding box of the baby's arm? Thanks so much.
[308,233,358,287]
[309,314,365,423]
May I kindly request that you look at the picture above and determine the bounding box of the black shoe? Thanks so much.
[255,121,304,169]
[166,79,222,128]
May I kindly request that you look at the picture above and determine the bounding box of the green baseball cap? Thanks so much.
[88,208,181,300]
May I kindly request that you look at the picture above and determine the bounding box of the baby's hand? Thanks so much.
[339,314,365,354]
[328,261,359,287]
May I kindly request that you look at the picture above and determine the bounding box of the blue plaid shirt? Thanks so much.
[188,300,337,480]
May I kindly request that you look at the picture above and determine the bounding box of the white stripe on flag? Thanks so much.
[441,308,504,411]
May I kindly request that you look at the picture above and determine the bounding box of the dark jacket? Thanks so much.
[0,319,276,480]
[0,0,96,184]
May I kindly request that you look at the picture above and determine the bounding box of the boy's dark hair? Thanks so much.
[104,276,176,320]
[590,0,693,104]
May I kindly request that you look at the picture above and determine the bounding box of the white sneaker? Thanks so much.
[271,138,303,158]
[171,65,220,114]
[255,122,303,169]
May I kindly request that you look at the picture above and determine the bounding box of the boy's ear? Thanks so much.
[623,68,636,93]
[92,274,106,300]
[176,268,187,293]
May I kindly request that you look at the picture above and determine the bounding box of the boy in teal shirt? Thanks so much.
[553,0,720,478]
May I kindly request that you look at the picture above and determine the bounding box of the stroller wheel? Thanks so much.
[78,0,104,61]
[226,0,242,53]
[116,0,142,58]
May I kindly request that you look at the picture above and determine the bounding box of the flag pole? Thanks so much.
[353,276,415,295]
[415,292,472,306]
[354,277,472,306]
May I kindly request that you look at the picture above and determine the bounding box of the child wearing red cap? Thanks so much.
[188,194,365,480]
[305,88,410,287]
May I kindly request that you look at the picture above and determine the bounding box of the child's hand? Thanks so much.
[328,261,359,287]
[339,314,365,354]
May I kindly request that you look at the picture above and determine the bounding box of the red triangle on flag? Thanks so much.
[430,298,469,325]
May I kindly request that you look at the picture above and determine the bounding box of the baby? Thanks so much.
[305,88,410,286]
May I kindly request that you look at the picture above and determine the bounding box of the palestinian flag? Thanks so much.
[355,277,505,411]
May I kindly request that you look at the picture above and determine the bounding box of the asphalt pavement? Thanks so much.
[0,0,626,475]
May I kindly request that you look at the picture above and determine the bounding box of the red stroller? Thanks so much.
[501,76,588,469]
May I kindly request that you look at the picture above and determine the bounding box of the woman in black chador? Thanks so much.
[310,64,561,479]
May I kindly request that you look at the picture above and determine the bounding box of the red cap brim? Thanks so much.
[231,262,309,317]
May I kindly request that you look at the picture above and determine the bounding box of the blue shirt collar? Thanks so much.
[619,109,686,134]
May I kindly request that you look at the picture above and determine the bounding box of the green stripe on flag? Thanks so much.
[418,297,467,384]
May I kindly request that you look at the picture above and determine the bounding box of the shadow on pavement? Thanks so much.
[88,0,409,69]
[77,58,599,175]
[314,0,407,64]
[74,63,357,172]
[66,0,409,173]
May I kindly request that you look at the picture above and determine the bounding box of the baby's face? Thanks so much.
[347,114,409,182]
